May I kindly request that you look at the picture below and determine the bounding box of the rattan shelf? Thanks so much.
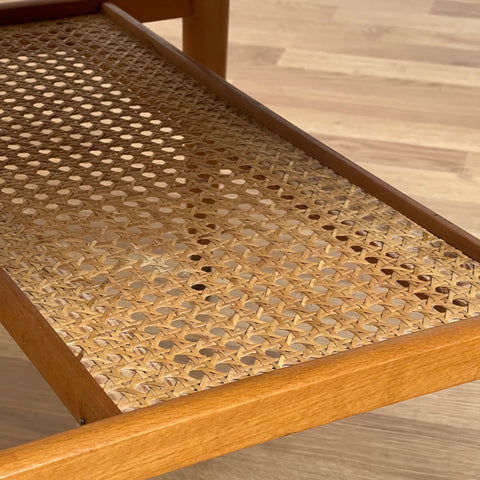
[0,2,479,479]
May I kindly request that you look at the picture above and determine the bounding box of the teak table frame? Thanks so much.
[0,1,479,479]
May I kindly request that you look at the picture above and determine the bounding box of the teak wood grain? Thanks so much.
[1,317,480,480]
[183,0,229,77]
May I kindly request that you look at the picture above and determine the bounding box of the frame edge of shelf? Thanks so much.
[102,2,480,262]
[1,316,480,479]
[0,268,121,424]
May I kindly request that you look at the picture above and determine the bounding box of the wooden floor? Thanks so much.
[1,0,480,478]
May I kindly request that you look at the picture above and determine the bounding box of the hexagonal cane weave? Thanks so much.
[0,14,479,412]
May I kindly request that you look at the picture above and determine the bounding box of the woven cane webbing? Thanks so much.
[0,15,479,412]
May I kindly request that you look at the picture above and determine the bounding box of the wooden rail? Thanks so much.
[1,317,480,479]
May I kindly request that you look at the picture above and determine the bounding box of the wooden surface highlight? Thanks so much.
[1,317,480,480]
[104,3,480,263]
[0,270,121,424]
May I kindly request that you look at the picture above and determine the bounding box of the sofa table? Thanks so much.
[0,1,479,478]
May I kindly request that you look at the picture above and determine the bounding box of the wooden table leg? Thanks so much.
[183,0,229,77]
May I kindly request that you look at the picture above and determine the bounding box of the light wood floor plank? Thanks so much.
[271,106,480,153]
[279,48,480,88]
[432,0,480,19]
[334,8,480,35]
[225,68,480,121]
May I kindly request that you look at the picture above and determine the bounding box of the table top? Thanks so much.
[0,13,479,413]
